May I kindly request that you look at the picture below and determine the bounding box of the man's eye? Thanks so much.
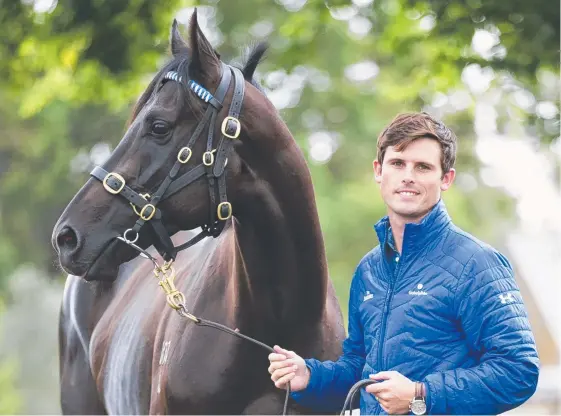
[151,121,170,135]
[392,161,403,166]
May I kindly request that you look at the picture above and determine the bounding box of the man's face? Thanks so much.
[373,138,455,222]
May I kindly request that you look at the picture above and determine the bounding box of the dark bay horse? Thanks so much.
[52,11,345,415]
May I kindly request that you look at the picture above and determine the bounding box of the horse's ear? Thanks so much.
[188,9,221,82]
[170,19,188,56]
[242,42,268,80]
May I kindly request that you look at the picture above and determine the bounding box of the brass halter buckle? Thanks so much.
[139,204,156,221]
[131,193,156,221]
[217,202,232,220]
[103,172,125,195]
[221,116,241,139]
[203,150,216,166]
[177,147,192,164]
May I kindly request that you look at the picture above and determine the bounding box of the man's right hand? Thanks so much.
[268,345,310,391]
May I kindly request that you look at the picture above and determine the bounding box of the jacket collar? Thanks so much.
[374,199,451,253]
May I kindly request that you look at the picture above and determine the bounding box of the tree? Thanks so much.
[0,0,558,303]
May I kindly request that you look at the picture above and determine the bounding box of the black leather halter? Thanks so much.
[90,62,245,262]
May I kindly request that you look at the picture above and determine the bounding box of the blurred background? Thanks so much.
[0,0,559,414]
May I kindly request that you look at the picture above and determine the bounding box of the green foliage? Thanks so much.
[0,0,558,306]
[0,301,22,414]
[0,357,21,414]
[0,2,556,409]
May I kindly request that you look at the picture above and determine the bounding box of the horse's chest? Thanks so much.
[90,287,155,415]
[162,330,259,414]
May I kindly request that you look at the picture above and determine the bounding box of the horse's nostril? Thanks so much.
[56,226,79,253]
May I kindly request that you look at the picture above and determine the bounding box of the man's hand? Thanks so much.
[267,345,310,391]
[365,371,416,414]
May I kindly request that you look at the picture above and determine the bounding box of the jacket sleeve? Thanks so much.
[423,250,540,415]
[290,270,366,412]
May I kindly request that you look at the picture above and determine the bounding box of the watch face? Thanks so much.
[411,400,427,415]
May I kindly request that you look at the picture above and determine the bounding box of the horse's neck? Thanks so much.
[233,142,328,326]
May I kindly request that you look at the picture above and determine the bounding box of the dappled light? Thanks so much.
[344,61,380,83]
[0,0,558,413]
[308,131,340,164]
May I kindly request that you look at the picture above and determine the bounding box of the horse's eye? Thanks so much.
[151,121,170,136]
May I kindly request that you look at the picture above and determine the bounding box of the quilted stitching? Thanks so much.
[291,201,538,414]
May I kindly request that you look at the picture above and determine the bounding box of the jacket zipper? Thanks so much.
[377,252,401,370]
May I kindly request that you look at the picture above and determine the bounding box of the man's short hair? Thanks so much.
[376,112,457,174]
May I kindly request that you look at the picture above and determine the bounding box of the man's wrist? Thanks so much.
[304,365,311,387]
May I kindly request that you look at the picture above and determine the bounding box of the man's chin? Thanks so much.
[389,204,430,222]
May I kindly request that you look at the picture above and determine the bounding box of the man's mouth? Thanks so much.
[396,190,420,196]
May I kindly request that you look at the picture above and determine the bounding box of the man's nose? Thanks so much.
[401,165,416,183]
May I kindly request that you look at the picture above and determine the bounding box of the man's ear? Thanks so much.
[187,9,221,83]
[440,168,456,191]
[373,159,383,184]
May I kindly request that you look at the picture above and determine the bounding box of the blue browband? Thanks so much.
[164,70,183,84]
[164,71,221,109]
[188,80,213,103]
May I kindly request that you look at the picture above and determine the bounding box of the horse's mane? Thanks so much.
[127,42,268,127]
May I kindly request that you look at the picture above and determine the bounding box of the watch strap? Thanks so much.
[415,381,426,398]
[410,382,427,415]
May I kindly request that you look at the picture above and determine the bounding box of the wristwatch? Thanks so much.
[409,382,427,415]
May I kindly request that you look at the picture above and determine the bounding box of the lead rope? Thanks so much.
[122,241,370,415]
[120,233,371,416]
[151,259,291,415]
[339,379,377,416]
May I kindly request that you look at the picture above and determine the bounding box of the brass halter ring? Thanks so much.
[123,228,139,244]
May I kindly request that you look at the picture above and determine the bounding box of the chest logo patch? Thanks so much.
[408,283,428,296]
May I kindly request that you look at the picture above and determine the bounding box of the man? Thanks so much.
[268,112,539,415]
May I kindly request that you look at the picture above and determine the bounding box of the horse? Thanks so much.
[52,11,346,415]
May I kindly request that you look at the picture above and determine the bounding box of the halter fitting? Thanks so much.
[90,62,245,262]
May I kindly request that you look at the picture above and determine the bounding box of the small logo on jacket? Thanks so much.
[408,283,428,296]
[499,293,514,304]
[363,291,374,302]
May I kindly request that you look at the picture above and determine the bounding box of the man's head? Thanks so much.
[373,112,457,222]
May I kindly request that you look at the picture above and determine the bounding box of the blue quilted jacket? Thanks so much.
[292,200,539,414]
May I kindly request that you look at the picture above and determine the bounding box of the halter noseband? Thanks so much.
[90,62,245,262]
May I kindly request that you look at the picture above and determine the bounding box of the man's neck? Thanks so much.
[387,212,424,254]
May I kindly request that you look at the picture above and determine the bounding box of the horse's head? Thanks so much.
[52,11,272,281]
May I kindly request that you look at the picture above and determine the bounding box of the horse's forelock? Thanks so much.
[127,56,191,128]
